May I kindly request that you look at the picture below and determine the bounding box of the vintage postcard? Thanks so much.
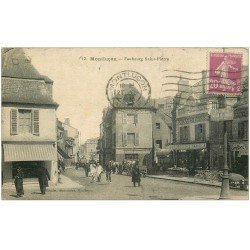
[1,47,249,200]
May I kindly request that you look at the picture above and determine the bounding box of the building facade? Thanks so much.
[61,118,80,164]
[2,48,59,183]
[172,79,238,172]
[80,137,99,163]
[229,78,248,177]
[99,103,173,169]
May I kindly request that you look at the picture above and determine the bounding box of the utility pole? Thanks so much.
[219,121,230,199]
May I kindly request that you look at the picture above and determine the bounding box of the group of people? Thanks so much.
[89,162,105,182]
[85,160,141,187]
[14,165,51,197]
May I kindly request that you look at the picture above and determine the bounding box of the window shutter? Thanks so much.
[32,110,40,135]
[135,133,139,146]
[202,124,206,141]
[187,126,190,141]
[122,133,127,146]
[10,109,18,135]
[195,124,198,140]
[134,114,138,124]
[180,127,183,142]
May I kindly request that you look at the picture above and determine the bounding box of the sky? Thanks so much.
[24,48,248,144]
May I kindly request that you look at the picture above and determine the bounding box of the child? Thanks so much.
[14,167,24,197]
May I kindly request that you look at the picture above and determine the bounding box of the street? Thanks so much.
[2,168,248,200]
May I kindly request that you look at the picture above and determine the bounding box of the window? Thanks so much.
[238,121,248,139]
[180,126,190,143]
[218,95,226,109]
[127,133,135,145]
[125,133,139,146]
[18,109,32,133]
[10,109,39,135]
[126,114,138,124]
[156,140,162,149]
[158,104,164,109]
[156,123,161,129]
[195,123,206,141]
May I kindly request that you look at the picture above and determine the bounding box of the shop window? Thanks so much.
[156,140,162,149]
[238,121,248,139]
[156,123,161,129]
[12,161,42,178]
[125,154,139,160]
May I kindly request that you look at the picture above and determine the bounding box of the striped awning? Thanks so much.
[57,145,71,159]
[3,143,57,162]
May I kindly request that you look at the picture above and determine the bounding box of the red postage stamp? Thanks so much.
[208,52,242,94]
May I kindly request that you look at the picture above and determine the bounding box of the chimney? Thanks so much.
[64,118,70,126]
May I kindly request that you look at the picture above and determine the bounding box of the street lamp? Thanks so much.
[219,121,230,199]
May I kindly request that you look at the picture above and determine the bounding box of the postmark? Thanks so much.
[208,52,242,94]
[106,70,151,107]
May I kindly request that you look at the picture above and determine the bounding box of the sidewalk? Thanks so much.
[147,174,222,187]
[2,175,83,193]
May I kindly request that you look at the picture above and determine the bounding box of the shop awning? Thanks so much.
[156,148,172,156]
[57,145,71,159]
[171,143,206,151]
[3,143,57,162]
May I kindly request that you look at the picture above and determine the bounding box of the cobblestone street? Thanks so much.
[2,168,248,200]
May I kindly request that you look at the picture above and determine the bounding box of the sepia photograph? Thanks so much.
[1,47,249,200]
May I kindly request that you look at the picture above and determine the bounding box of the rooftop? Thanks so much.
[2,48,53,83]
[2,48,58,106]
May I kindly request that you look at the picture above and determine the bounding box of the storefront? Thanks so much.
[229,141,248,178]
[156,148,174,171]
[171,142,209,173]
[2,142,58,183]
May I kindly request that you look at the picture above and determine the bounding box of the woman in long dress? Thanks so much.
[89,163,97,182]
[96,162,103,182]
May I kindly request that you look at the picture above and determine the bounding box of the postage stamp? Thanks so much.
[208,52,242,94]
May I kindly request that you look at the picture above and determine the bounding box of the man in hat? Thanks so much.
[105,161,112,183]
[131,161,141,187]
[36,165,50,195]
[14,167,24,197]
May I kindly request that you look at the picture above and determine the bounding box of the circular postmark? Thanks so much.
[106,70,151,107]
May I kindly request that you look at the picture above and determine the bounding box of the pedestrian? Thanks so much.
[96,162,103,182]
[14,167,24,197]
[36,166,50,195]
[84,163,90,177]
[131,162,141,187]
[106,161,112,183]
[90,163,97,182]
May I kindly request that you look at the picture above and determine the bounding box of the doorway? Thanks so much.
[12,161,43,178]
